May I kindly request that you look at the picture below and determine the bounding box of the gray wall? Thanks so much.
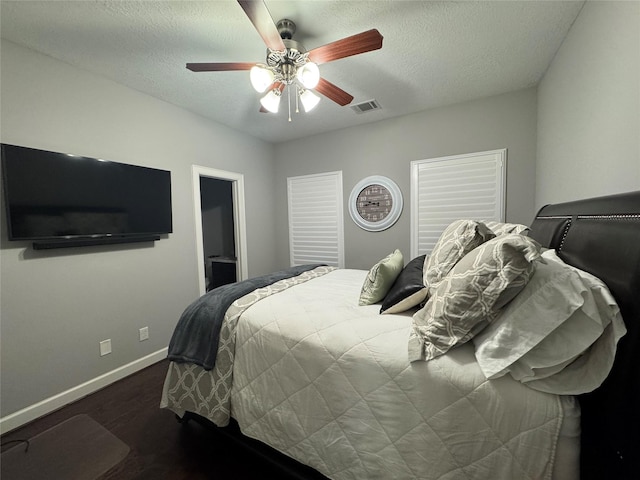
[274,88,538,270]
[536,0,640,206]
[0,40,278,417]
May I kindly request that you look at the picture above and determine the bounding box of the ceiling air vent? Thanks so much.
[350,99,381,114]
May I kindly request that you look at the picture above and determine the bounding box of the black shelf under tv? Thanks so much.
[32,234,161,250]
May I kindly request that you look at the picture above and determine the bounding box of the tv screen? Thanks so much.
[1,144,173,243]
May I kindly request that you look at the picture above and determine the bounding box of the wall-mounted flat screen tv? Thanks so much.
[1,144,172,248]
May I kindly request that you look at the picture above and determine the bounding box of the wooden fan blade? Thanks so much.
[237,0,286,51]
[308,29,383,65]
[315,78,354,106]
[186,62,255,72]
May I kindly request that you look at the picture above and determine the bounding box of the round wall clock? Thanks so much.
[348,175,403,231]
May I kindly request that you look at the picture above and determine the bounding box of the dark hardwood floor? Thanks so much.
[1,360,326,479]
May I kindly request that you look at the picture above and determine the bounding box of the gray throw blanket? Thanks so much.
[168,264,324,370]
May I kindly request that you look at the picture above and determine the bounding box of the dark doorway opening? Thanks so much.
[200,177,237,291]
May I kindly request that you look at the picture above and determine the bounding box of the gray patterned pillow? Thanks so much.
[422,220,495,289]
[409,234,542,362]
[359,249,404,305]
[484,221,530,236]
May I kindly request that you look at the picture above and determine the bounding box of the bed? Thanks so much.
[161,190,639,480]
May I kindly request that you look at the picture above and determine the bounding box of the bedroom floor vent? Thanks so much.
[350,99,381,114]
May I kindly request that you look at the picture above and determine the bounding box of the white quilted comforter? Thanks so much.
[163,268,578,480]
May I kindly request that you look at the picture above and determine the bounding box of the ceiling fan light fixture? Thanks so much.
[299,89,320,112]
[250,64,274,93]
[260,89,281,113]
[187,8,383,119]
[296,62,320,89]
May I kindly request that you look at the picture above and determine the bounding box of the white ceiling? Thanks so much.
[0,0,585,144]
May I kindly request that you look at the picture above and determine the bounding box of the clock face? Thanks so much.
[356,184,393,222]
[349,176,403,232]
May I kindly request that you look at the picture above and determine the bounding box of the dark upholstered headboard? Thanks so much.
[529,190,640,480]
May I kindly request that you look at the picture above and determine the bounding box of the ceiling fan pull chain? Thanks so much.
[288,85,292,122]
[295,85,300,114]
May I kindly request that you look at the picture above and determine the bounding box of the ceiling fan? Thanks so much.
[186,0,383,119]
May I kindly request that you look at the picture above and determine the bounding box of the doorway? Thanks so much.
[200,177,235,290]
[192,165,248,296]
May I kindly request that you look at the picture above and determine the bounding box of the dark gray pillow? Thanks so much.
[380,255,427,314]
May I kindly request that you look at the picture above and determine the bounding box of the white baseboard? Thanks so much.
[0,347,168,435]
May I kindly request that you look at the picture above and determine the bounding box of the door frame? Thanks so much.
[192,165,248,296]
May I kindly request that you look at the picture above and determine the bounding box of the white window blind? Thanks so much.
[287,171,345,267]
[410,149,506,258]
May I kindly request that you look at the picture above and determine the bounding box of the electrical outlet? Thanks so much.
[99,339,112,356]
[139,326,149,342]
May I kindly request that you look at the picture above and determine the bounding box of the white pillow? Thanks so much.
[473,249,626,394]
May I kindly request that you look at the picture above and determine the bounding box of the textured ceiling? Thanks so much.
[0,0,585,143]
